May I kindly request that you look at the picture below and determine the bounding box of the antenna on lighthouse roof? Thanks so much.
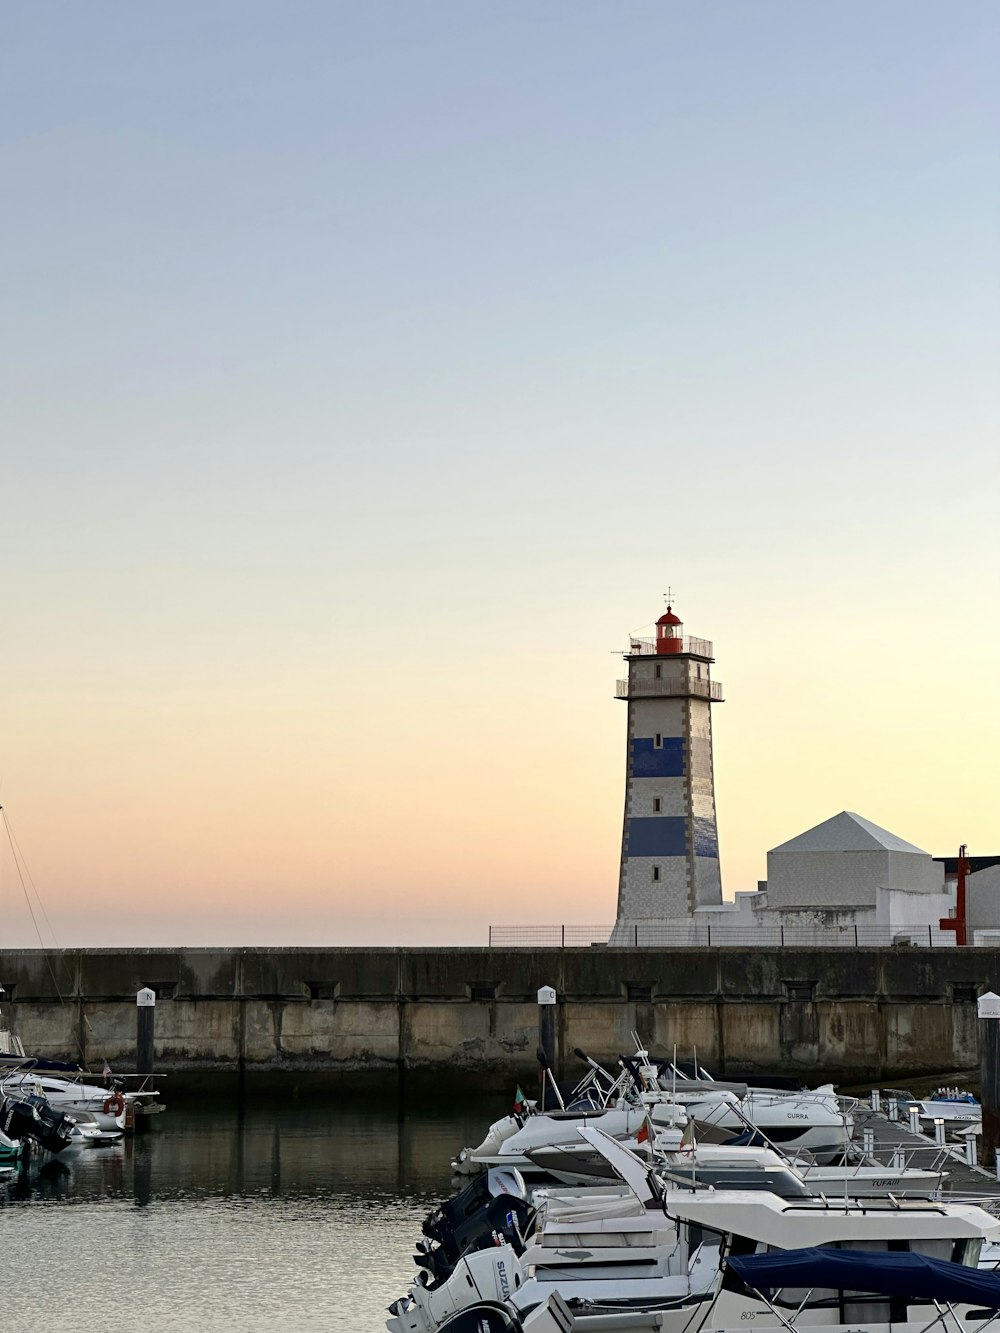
[663,587,675,610]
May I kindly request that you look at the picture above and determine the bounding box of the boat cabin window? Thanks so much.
[954,1237,984,1267]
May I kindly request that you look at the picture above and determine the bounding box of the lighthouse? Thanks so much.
[611,602,724,940]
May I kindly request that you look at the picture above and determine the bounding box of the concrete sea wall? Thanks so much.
[0,946,992,1088]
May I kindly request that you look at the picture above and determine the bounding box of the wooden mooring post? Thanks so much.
[978,990,1000,1172]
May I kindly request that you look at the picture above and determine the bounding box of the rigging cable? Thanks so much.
[4,809,62,951]
[1,805,91,1062]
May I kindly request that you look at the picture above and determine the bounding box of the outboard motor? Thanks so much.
[439,1295,574,1333]
[421,1171,532,1282]
[25,1094,77,1154]
[437,1305,523,1332]
[425,1173,494,1242]
[1,1093,77,1155]
[417,1196,532,1288]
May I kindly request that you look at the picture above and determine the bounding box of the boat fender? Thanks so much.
[103,1091,126,1117]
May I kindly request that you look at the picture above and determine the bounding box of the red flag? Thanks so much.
[636,1116,651,1144]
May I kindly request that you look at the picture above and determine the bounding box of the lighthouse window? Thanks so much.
[654,664,662,679]
[654,733,662,748]
[653,798,662,813]
[652,866,661,882]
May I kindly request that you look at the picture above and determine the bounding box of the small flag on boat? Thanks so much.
[680,1118,696,1151]
[636,1114,652,1144]
[513,1085,527,1115]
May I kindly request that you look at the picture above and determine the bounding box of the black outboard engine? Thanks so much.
[417,1171,533,1289]
[1,1093,77,1155]
[416,1192,532,1288]
[437,1304,524,1333]
[423,1174,494,1249]
[426,1177,531,1260]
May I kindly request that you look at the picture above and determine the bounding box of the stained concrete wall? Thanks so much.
[0,946,993,1086]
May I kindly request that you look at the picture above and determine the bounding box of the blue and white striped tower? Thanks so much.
[611,603,724,940]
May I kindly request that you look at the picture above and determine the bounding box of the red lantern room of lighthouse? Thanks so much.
[655,606,684,655]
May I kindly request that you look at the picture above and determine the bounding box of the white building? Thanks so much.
[967,861,1000,944]
[735,810,955,937]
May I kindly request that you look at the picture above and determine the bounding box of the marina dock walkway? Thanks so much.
[861,1101,999,1201]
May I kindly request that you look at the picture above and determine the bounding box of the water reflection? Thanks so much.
[0,1097,499,1333]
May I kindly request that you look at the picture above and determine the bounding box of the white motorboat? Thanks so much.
[609,1048,858,1163]
[797,1158,947,1196]
[525,1130,947,1197]
[453,1100,686,1175]
[884,1086,982,1128]
[0,1072,127,1134]
[454,1047,853,1178]
[390,1127,1000,1333]
[915,1090,982,1126]
[652,1079,855,1162]
[0,1063,163,1133]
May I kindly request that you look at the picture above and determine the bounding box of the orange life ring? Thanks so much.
[103,1091,126,1117]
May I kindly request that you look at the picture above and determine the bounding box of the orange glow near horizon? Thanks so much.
[2,579,999,947]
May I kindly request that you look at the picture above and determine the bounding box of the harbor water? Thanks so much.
[0,1097,494,1333]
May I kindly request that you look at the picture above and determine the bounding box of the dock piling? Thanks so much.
[136,986,156,1079]
[537,985,558,1103]
[978,991,1000,1172]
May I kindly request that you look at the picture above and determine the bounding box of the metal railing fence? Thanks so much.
[487,925,613,948]
[487,924,957,948]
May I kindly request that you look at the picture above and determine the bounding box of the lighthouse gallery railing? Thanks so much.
[616,678,724,701]
[626,635,714,658]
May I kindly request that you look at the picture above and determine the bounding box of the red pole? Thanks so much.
[940,843,971,946]
[957,844,970,947]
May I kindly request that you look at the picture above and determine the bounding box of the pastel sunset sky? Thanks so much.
[1,3,997,946]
